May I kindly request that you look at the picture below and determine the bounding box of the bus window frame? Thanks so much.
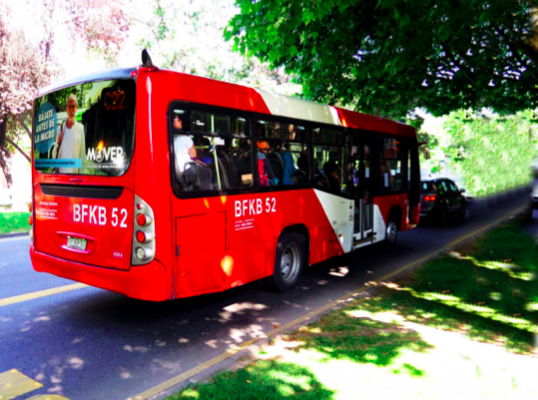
[168,101,258,199]
[310,123,354,199]
[376,133,414,197]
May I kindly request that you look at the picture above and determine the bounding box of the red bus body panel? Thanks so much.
[30,245,169,301]
[34,185,135,270]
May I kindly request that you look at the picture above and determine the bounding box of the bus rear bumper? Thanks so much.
[30,245,170,301]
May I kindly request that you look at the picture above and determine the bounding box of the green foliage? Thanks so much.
[442,111,537,197]
[0,211,30,235]
[227,0,538,119]
[153,0,169,41]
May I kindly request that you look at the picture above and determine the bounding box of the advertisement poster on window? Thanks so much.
[33,80,136,177]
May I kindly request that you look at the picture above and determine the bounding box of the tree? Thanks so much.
[0,0,130,180]
[421,111,538,197]
[122,0,300,95]
[226,0,538,119]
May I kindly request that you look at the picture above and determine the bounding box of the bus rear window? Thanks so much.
[33,79,135,176]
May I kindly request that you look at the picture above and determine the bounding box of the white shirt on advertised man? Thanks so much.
[58,125,75,173]
[56,121,86,174]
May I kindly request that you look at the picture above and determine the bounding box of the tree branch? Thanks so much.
[15,115,32,138]
[510,38,538,68]
[5,138,31,163]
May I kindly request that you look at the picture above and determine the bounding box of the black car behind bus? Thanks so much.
[420,178,467,223]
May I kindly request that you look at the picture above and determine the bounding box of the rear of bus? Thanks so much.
[29,68,168,301]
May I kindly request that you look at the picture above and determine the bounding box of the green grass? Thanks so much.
[0,211,31,235]
[168,216,538,399]
[171,361,335,399]
[359,216,538,354]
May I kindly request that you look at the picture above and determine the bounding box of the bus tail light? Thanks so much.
[424,195,436,202]
[28,215,33,226]
[132,195,156,266]
[136,231,146,243]
[136,213,152,226]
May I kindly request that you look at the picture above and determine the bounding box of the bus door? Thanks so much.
[174,210,226,296]
[352,139,375,246]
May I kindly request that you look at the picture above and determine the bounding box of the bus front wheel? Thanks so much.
[263,232,306,292]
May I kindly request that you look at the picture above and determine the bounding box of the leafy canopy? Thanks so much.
[226,0,538,119]
[0,0,130,176]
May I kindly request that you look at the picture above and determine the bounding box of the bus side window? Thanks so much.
[256,120,308,187]
[379,137,405,193]
[170,107,253,192]
[312,126,350,194]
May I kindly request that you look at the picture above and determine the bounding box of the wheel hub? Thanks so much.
[280,244,300,284]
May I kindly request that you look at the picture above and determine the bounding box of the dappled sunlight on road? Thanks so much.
[218,302,268,322]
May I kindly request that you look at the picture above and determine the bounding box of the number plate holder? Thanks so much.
[67,236,87,251]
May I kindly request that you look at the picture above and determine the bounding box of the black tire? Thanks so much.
[457,201,467,222]
[384,215,399,246]
[525,198,534,221]
[438,203,449,225]
[263,232,306,292]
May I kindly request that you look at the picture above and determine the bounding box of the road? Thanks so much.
[0,193,529,400]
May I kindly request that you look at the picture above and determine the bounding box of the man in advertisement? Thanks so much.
[53,94,86,174]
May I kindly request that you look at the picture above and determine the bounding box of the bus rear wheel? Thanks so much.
[263,232,306,292]
[385,219,399,246]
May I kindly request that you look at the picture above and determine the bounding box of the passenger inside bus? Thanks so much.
[234,139,252,185]
[257,140,276,186]
[172,111,212,190]
[380,162,392,189]
[288,124,296,140]
[280,142,296,185]
[295,153,309,183]
[173,113,196,171]
[324,161,341,193]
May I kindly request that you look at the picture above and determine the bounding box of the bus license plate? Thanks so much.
[67,236,87,251]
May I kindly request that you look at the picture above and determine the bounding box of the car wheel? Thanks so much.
[457,202,467,222]
[385,217,399,246]
[526,198,534,221]
[263,232,306,292]
[438,204,448,225]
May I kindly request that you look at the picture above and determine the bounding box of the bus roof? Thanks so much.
[37,67,137,97]
[37,66,415,138]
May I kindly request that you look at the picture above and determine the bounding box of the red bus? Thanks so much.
[30,61,420,301]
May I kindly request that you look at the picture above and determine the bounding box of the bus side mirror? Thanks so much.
[460,188,466,193]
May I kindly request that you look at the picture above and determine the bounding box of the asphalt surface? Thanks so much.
[0,191,530,400]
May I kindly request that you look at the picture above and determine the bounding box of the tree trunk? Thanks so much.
[6,137,31,163]
[15,115,32,138]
